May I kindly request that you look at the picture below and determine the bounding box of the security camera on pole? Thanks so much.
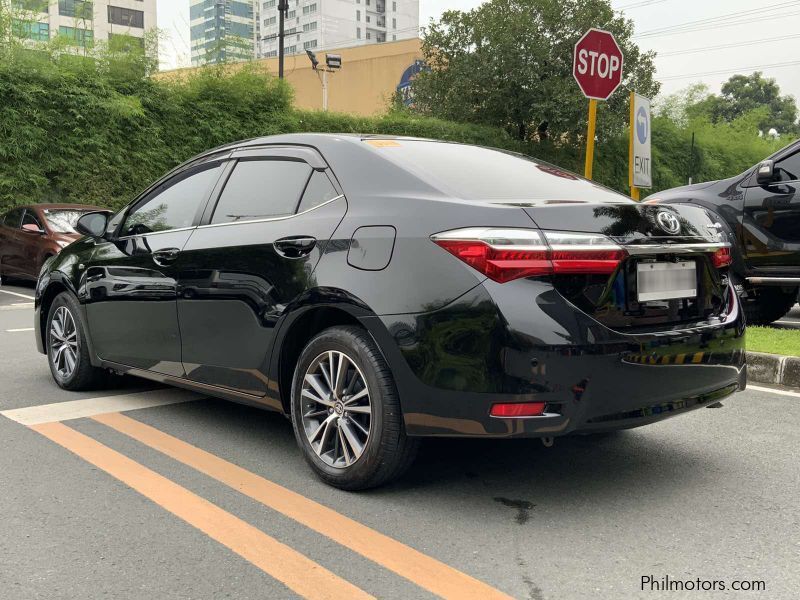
[572,28,624,180]
[306,51,342,111]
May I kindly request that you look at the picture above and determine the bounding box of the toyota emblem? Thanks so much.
[656,210,681,235]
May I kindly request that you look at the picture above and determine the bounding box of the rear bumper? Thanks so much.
[373,279,746,438]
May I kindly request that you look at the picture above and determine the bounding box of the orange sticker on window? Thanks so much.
[365,139,401,147]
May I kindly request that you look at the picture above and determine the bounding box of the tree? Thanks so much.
[692,72,798,136]
[409,0,659,141]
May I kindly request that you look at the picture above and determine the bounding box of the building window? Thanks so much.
[108,6,144,29]
[285,44,296,54]
[366,31,371,39]
[12,19,49,41]
[356,10,360,20]
[366,15,370,23]
[58,0,92,19]
[263,49,277,57]
[392,1,396,10]
[14,0,49,12]
[303,39,317,50]
[264,16,276,26]
[264,0,275,8]
[302,3,316,14]
[287,9,295,18]
[58,25,93,47]
[302,21,317,33]
[392,18,396,28]
[392,34,396,41]
[357,27,361,39]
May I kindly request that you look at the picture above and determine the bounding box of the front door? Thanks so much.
[0,208,24,277]
[175,149,346,397]
[742,148,800,276]
[84,160,226,375]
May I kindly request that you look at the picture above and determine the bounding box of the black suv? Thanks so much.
[648,139,800,324]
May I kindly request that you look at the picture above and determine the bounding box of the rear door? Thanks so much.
[741,147,800,276]
[0,208,24,276]
[175,147,346,398]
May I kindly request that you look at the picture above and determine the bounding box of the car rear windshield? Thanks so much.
[371,140,631,203]
[43,209,93,234]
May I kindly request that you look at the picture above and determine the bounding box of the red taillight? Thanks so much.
[711,247,732,269]
[490,402,547,417]
[432,228,627,283]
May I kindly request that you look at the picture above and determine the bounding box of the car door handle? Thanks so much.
[274,236,317,259]
[152,248,181,266]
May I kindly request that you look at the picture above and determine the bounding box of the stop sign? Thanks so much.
[573,28,624,100]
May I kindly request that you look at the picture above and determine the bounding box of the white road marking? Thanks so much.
[0,303,34,311]
[0,388,204,426]
[748,384,800,399]
[0,289,35,300]
[6,328,34,333]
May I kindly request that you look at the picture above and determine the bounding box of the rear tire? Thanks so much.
[290,326,419,490]
[742,285,798,325]
[46,292,109,391]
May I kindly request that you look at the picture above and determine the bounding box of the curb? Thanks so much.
[746,351,800,387]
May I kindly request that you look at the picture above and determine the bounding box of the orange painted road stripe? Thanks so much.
[93,412,513,600]
[30,421,372,600]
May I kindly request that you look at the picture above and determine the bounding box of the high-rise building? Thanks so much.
[9,0,157,51]
[190,0,257,66]
[258,0,419,59]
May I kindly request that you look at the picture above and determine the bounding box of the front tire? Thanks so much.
[46,292,109,391]
[290,326,419,490]
[742,285,798,325]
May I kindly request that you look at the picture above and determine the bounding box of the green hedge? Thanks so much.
[0,58,791,212]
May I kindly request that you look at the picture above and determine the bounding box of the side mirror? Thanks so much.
[76,211,110,239]
[756,160,776,185]
[22,223,44,234]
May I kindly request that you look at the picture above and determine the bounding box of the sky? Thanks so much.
[157,0,800,102]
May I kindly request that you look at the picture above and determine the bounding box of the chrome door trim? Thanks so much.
[195,195,345,230]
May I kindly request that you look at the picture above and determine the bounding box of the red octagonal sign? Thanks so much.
[573,28,624,101]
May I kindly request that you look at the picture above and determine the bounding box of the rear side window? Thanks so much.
[3,208,23,229]
[212,159,312,224]
[298,171,339,213]
[22,210,43,230]
[372,140,630,203]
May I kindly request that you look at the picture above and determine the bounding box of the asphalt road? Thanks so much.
[1,282,798,599]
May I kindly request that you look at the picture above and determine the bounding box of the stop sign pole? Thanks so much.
[573,29,624,180]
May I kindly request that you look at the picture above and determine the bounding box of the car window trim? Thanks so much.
[115,158,230,240]
[196,194,344,230]
[202,154,330,226]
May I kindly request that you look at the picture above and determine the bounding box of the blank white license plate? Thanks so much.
[637,261,697,302]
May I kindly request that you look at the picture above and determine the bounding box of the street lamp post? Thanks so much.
[277,0,289,79]
[306,51,341,111]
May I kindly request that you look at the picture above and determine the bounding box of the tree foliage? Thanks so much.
[689,72,798,136]
[410,0,660,141]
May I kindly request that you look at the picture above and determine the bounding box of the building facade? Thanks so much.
[258,0,419,59]
[10,0,157,50]
[190,0,257,66]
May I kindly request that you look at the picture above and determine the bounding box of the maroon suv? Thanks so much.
[0,204,109,282]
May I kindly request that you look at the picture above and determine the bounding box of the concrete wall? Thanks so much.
[157,37,423,116]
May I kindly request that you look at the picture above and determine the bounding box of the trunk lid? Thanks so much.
[522,201,732,331]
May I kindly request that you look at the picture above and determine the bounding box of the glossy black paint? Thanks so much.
[648,139,800,281]
[36,134,746,438]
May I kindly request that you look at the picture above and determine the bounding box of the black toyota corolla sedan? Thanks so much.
[35,134,746,489]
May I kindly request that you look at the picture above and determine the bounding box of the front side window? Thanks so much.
[21,210,43,230]
[122,164,223,237]
[775,151,800,182]
[211,159,312,224]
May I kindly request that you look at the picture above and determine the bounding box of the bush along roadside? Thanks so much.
[746,326,800,387]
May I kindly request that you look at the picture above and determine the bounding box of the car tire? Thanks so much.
[46,292,109,391]
[290,325,419,490]
[742,285,798,325]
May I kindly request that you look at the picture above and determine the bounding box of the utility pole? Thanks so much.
[277,0,289,78]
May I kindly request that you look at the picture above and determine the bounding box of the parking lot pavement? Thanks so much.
[1,304,799,599]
